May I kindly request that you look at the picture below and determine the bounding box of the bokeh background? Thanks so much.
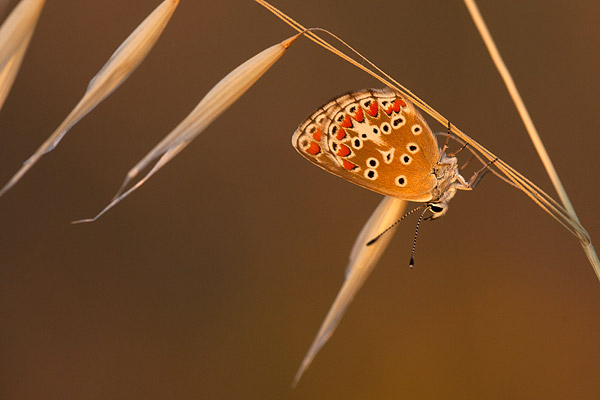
[1,0,599,399]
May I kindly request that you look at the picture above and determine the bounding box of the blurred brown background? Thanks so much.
[1,0,599,399]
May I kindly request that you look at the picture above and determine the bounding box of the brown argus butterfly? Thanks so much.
[293,87,478,220]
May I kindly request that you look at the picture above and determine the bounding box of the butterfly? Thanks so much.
[292,87,477,219]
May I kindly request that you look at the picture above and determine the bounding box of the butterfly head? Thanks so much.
[427,154,470,219]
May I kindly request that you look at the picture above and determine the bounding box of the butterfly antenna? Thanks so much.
[409,206,430,268]
[366,205,425,246]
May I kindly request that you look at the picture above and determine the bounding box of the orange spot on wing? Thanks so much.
[367,101,378,117]
[306,141,320,155]
[393,99,401,112]
[312,127,322,141]
[342,160,357,170]
[336,128,346,140]
[353,107,364,122]
[340,114,353,128]
[398,98,406,108]
[337,143,351,157]
[384,104,394,115]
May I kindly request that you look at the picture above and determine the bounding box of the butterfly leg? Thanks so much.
[441,121,452,154]
[448,142,469,158]
[466,157,498,189]
[455,173,471,190]
[442,122,469,158]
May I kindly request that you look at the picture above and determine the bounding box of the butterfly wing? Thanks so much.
[292,88,440,202]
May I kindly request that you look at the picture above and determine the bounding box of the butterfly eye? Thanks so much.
[430,204,444,213]
[364,169,378,180]
[407,143,419,153]
[366,157,379,168]
[411,124,422,135]
[380,122,391,134]
[400,154,412,165]
[395,175,407,187]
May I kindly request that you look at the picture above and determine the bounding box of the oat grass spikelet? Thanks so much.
[74,33,302,222]
[0,0,179,197]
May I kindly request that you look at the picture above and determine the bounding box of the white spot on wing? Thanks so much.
[366,157,379,168]
[380,122,391,134]
[351,123,385,146]
[392,116,405,129]
[407,142,419,154]
[395,175,407,187]
[364,169,378,180]
[400,153,412,165]
[378,148,395,164]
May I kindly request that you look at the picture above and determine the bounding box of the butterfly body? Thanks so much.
[292,88,471,218]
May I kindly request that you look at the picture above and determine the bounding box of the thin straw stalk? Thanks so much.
[462,0,599,278]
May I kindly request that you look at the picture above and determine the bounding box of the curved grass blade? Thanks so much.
[292,197,406,386]
[0,0,44,73]
[0,28,31,112]
[0,0,44,112]
[75,33,302,223]
[0,0,179,197]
